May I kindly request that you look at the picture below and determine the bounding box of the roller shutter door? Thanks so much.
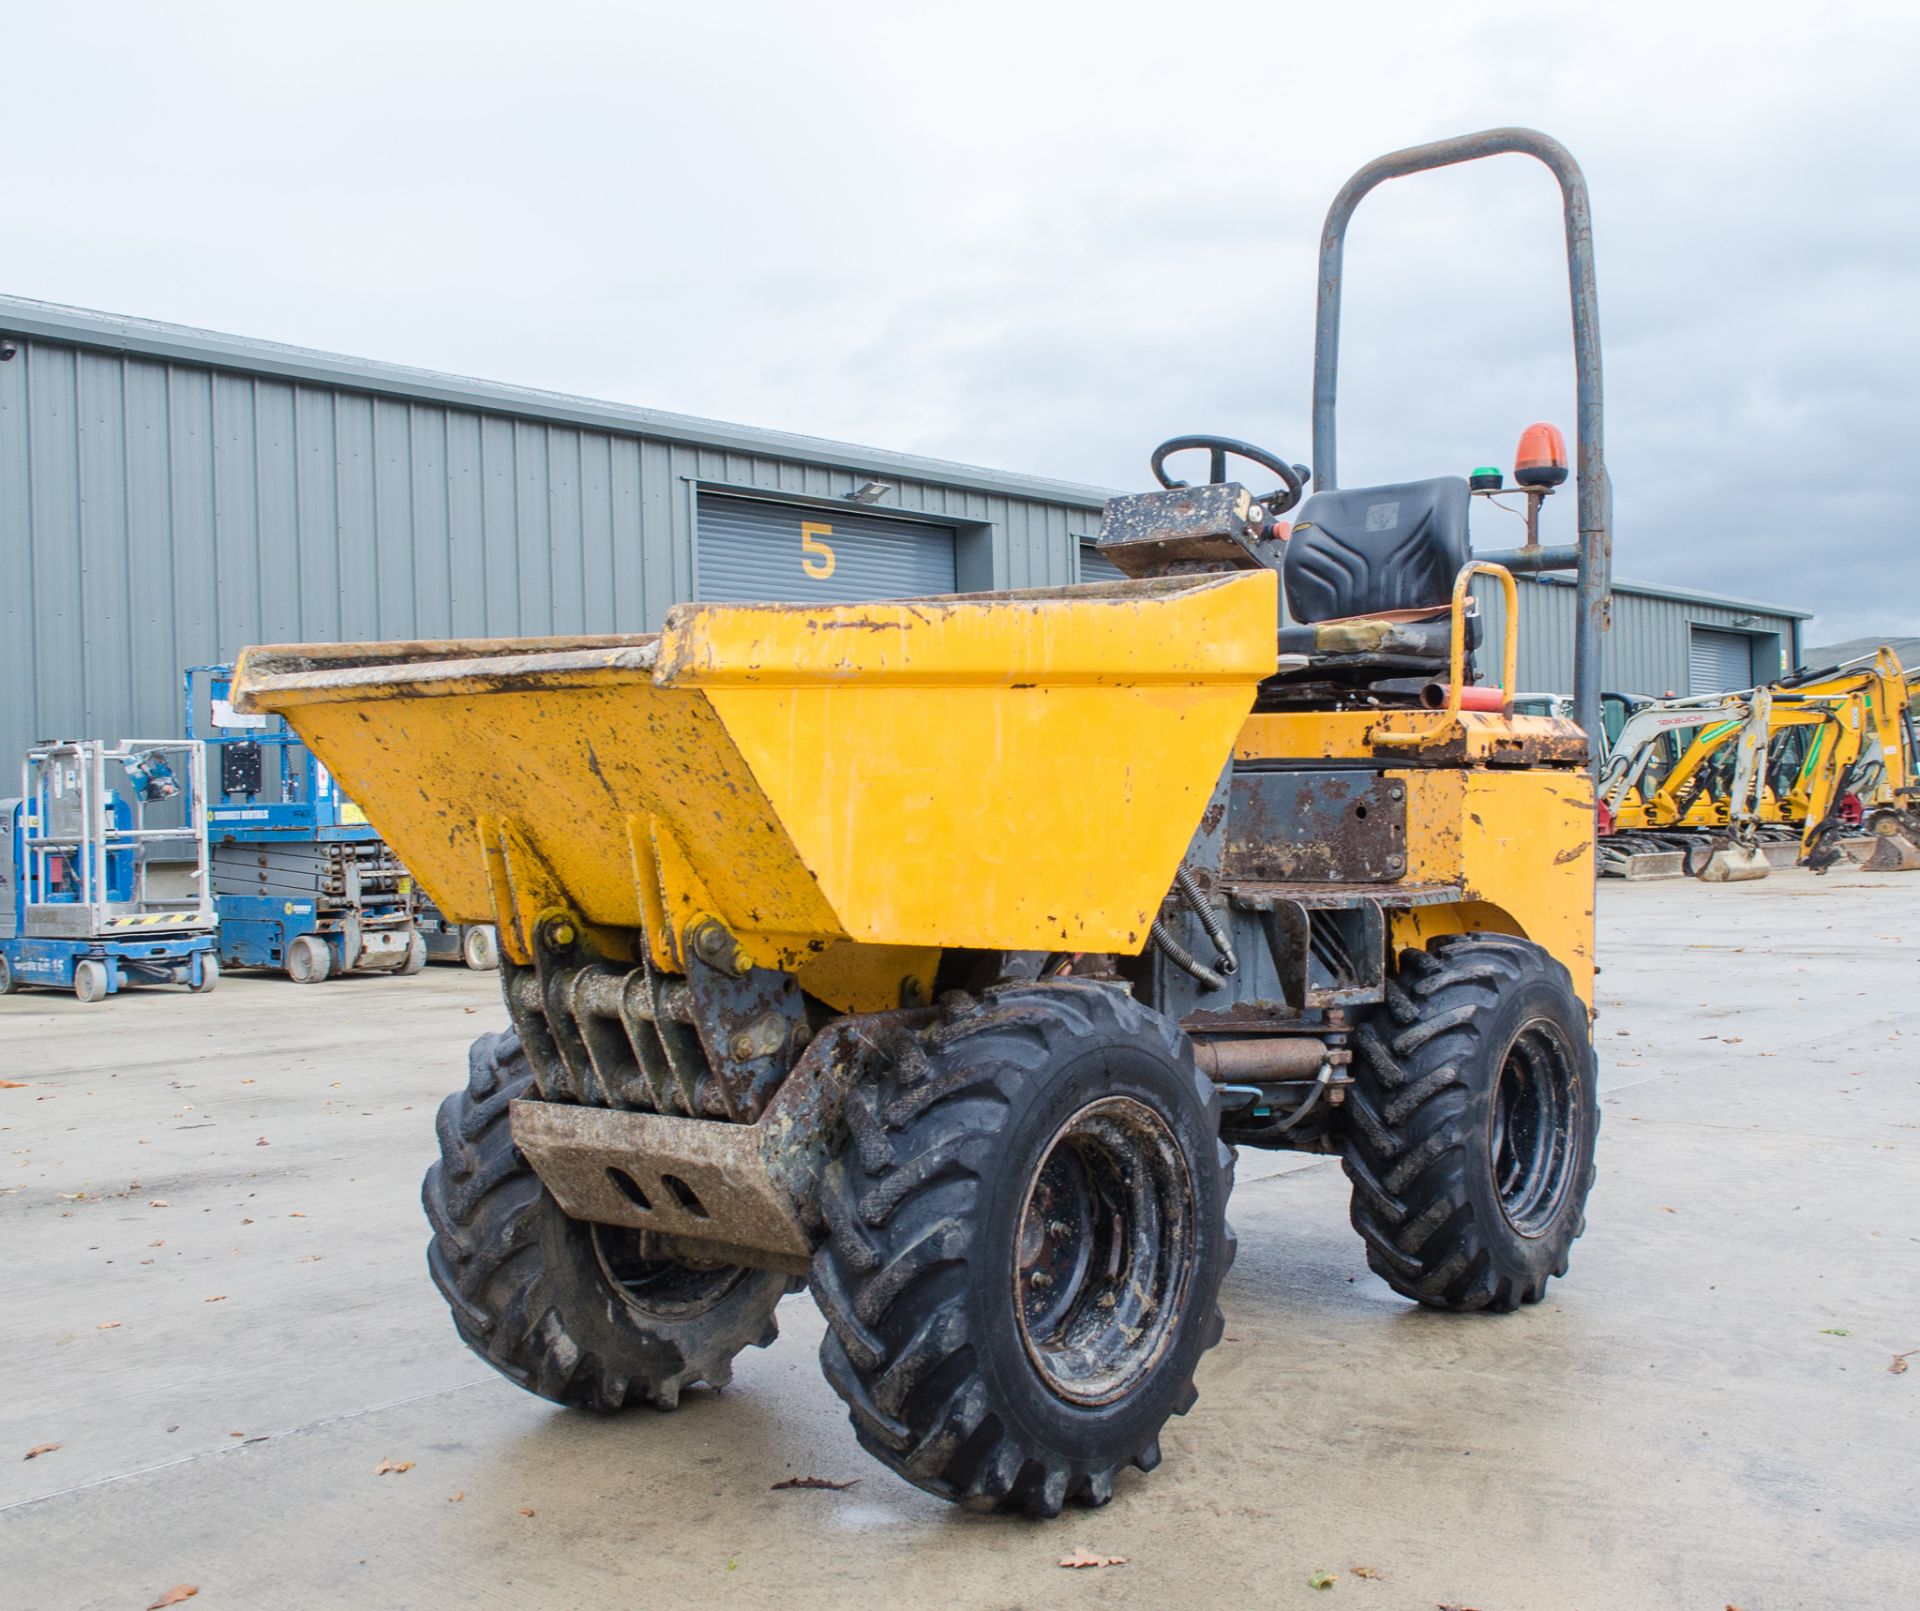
[696,494,957,603]
[1688,627,1754,694]
[1078,541,1127,583]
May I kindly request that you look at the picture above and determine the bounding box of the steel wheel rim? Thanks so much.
[590,1225,747,1322]
[1014,1095,1194,1407]
[1488,1017,1580,1236]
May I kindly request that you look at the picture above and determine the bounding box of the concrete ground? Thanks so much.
[3,867,1915,1611]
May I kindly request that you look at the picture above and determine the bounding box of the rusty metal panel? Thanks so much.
[1223,767,1407,881]
[510,1098,814,1265]
[1094,484,1275,577]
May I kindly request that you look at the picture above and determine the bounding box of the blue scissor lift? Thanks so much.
[0,738,220,1003]
[185,665,424,983]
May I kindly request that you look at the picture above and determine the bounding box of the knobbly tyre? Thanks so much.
[231,129,1608,1517]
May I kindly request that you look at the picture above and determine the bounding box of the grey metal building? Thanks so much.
[0,296,1109,770]
[1470,573,1809,699]
[2,293,1808,769]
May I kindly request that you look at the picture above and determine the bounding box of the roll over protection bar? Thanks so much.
[1310,127,1613,772]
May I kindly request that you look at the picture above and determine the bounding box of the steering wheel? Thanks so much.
[1149,435,1306,514]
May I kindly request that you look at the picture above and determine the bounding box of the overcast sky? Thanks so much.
[9,1,1918,643]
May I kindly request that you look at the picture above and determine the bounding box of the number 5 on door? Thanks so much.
[800,521,836,580]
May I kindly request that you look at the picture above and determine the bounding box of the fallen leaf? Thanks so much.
[1890,1350,1916,1375]
[0,1080,27,1089]
[255,1138,270,1147]
[1352,1565,1382,1579]
[449,1491,465,1502]
[288,1211,306,1218]
[97,1321,122,1331]
[1309,1570,1337,1590]
[1820,1327,1852,1337]
[518,1506,536,1517]
[1059,1548,1127,1569]
[24,1442,61,1460]
[373,1459,415,1475]
[770,1475,860,1491]
[299,1255,323,1264]
[1658,1205,1676,1214]
[241,1218,253,1225]
[149,1200,171,1209]
[147,1588,198,1609]
[204,1296,227,1304]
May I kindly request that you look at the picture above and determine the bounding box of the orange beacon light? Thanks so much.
[1514,422,1569,488]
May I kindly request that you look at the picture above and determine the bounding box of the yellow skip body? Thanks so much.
[234,572,1277,1009]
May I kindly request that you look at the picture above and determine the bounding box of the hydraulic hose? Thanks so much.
[1174,866,1237,976]
[1228,1062,1336,1143]
[1150,919,1225,991]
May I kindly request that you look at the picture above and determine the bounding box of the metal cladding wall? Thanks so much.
[1472,573,1809,698]
[0,297,1107,771]
[0,294,1812,766]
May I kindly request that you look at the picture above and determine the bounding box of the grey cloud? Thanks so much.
[7,0,1916,642]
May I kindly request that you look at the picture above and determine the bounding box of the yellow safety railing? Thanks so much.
[1371,561,1519,749]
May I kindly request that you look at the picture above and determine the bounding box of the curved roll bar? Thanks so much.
[1310,127,1613,771]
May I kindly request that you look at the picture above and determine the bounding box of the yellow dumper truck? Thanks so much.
[234,130,1609,1516]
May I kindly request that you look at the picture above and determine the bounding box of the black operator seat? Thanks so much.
[1274,476,1475,680]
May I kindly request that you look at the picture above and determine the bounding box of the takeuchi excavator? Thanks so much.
[1772,649,1920,872]
[1597,695,1770,877]
[1600,648,1920,880]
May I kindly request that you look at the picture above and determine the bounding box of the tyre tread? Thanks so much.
[811,981,1230,1516]
[1340,936,1598,1313]
[422,1028,788,1410]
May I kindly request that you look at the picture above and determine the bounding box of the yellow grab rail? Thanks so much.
[1371,561,1519,749]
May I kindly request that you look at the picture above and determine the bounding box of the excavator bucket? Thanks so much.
[230,573,1278,978]
[1861,832,1920,872]
[1608,849,1685,881]
[1699,844,1770,883]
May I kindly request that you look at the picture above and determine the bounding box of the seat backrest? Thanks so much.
[1283,476,1470,623]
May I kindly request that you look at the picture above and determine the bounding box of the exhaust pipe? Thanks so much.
[1419,682,1508,712]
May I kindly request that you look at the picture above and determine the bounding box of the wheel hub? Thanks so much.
[1489,1018,1580,1236]
[1014,1096,1194,1406]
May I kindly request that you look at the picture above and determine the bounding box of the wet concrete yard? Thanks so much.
[4,866,1916,1609]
